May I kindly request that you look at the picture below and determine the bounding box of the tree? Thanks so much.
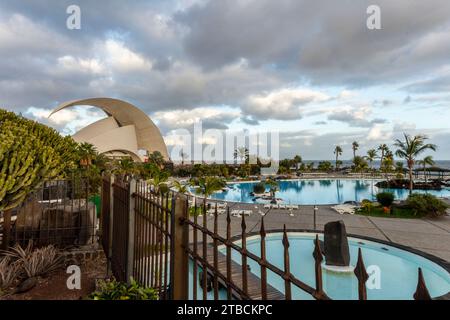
[146,163,170,194]
[0,109,79,211]
[318,161,333,172]
[353,156,369,173]
[233,147,249,165]
[334,146,343,170]
[293,155,302,171]
[147,151,165,168]
[179,150,189,166]
[264,178,279,200]
[352,141,359,160]
[193,176,226,199]
[394,134,437,195]
[77,142,97,168]
[172,180,189,193]
[378,144,389,170]
[417,155,435,183]
[366,149,378,170]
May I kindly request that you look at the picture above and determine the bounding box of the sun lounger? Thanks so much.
[264,204,271,209]
[271,204,279,209]
[279,204,286,209]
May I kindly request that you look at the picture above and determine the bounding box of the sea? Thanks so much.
[302,160,450,170]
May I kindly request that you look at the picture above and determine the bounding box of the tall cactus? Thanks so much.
[0,109,79,211]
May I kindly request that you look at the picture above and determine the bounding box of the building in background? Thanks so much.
[50,97,169,162]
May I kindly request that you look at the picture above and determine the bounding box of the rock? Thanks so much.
[323,221,350,267]
[15,277,38,293]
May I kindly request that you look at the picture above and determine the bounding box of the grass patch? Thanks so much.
[356,206,420,219]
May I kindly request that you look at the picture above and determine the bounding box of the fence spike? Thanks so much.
[260,217,267,300]
[241,213,246,231]
[414,268,432,300]
[313,234,325,298]
[282,225,292,299]
[354,248,369,300]
[312,234,323,263]
[260,217,266,238]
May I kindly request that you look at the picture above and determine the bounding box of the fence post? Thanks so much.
[126,179,136,284]
[172,194,189,300]
[1,209,12,250]
[107,175,115,276]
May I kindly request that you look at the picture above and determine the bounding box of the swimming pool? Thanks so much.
[207,179,450,205]
[226,233,450,300]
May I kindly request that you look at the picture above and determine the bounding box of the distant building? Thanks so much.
[50,97,169,162]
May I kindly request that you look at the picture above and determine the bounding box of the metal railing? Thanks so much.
[1,178,97,249]
[100,175,434,300]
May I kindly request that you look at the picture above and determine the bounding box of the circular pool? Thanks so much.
[226,232,450,300]
[207,179,450,205]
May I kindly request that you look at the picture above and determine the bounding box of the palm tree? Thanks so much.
[378,144,389,170]
[417,155,435,183]
[147,163,170,194]
[234,147,249,164]
[172,180,189,193]
[394,134,437,194]
[264,178,279,203]
[353,156,369,173]
[77,142,98,167]
[148,151,165,168]
[334,146,343,170]
[179,150,188,166]
[194,176,226,199]
[366,149,378,170]
[352,141,359,160]
[293,155,302,171]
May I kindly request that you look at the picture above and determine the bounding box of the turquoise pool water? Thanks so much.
[207,179,450,205]
[226,233,450,300]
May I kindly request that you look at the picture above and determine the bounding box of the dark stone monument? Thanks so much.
[323,220,350,266]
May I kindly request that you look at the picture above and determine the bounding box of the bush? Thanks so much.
[361,199,374,213]
[88,278,158,300]
[0,109,79,211]
[2,242,63,278]
[376,192,395,207]
[253,182,266,194]
[407,194,449,217]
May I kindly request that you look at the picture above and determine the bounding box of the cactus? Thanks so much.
[0,109,79,211]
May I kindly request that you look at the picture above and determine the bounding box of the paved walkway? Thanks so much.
[200,202,450,262]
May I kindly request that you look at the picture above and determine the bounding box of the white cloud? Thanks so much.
[243,87,330,120]
[102,39,153,72]
[153,107,241,131]
[367,124,392,141]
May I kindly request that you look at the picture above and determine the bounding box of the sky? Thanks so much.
[1,0,450,160]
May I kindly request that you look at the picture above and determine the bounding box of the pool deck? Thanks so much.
[200,201,450,263]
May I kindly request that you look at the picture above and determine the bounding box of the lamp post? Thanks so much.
[313,205,318,231]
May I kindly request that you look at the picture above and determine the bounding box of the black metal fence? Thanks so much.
[1,178,98,249]
[101,177,177,299]
[101,176,433,300]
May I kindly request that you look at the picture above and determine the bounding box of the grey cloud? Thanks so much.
[179,0,450,87]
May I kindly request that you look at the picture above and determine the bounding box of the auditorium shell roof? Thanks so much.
[49,97,169,162]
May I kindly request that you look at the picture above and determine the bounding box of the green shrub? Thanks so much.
[406,193,449,217]
[0,109,79,211]
[376,192,395,207]
[253,182,266,194]
[88,278,158,300]
[361,199,374,213]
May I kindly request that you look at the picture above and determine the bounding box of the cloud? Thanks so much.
[179,0,450,86]
[327,105,387,128]
[242,87,330,120]
[153,107,241,132]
